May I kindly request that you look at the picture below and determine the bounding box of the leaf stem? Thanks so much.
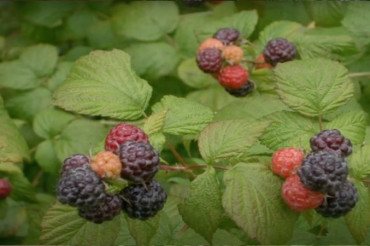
[177,224,189,238]
[317,224,325,237]
[31,170,43,187]
[318,115,323,131]
[160,164,228,172]
[349,72,370,79]
[166,140,187,167]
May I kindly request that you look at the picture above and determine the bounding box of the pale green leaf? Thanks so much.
[143,110,168,135]
[20,44,58,77]
[148,132,166,153]
[250,67,276,92]
[259,21,304,47]
[126,214,160,246]
[33,109,76,139]
[348,145,370,180]
[112,2,179,41]
[275,58,354,116]
[345,180,370,244]
[35,140,61,174]
[199,120,270,163]
[177,58,216,89]
[48,61,74,91]
[222,163,299,244]
[53,49,152,120]
[260,111,318,151]
[325,111,367,145]
[342,2,370,47]
[0,61,38,89]
[178,167,223,243]
[305,1,348,27]
[40,203,120,245]
[152,95,213,136]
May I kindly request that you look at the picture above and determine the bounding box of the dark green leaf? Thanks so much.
[35,140,61,174]
[48,62,74,91]
[0,61,38,90]
[342,2,370,47]
[126,214,160,246]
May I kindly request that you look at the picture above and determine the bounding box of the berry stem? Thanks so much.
[177,224,189,237]
[317,225,326,237]
[318,115,323,131]
[166,140,187,167]
[160,164,228,172]
[349,72,370,79]
[31,170,43,187]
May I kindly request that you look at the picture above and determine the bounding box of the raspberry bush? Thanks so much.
[1,1,370,245]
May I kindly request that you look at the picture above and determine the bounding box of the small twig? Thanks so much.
[143,112,149,119]
[318,115,323,131]
[177,224,189,238]
[317,224,325,237]
[31,170,43,187]
[349,72,370,79]
[160,164,229,172]
[166,140,187,167]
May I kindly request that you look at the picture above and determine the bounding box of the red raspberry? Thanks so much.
[218,65,249,89]
[90,151,122,179]
[282,175,324,211]
[271,148,304,178]
[0,179,11,199]
[105,123,149,152]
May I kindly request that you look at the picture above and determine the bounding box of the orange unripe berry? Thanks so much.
[255,54,272,69]
[198,38,224,53]
[90,151,122,179]
[222,45,244,65]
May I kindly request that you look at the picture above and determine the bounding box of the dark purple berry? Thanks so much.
[213,28,241,45]
[196,48,223,73]
[60,154,90,175]
[224,80,254,97]
[263,38,296,66]
[310,129,352,157]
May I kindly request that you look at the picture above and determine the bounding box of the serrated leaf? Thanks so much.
[148,132,166,153]
[260,111,318,151]
[199,120,270,164]
[19,44,58,77]
[54,119,107,162]
[113,214,136,245]
[349,145,370,180]
[214,94,290,121]
[152,95,213,136]
[125,42,180,80]
[325,111,367,145]
[35,140,60,174]
[345,180,370,244]
[178,167,222,243]
[5,87,52,122]
[126,214,160,246]
[53,49,152,120]
[222,163,299,244]
[342,2,370,47]
[250,67,276,92]
[40,203,120,245]
[33,109,76,139]
[275,58,354,117]
[259,21,303,47]
[0,61,38,90]
[112,2,179,41]
[143,110,168,135]
[177,58,216,89]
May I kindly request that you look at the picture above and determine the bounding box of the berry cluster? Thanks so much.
[272,129,358,217]
[196,28,254,97]
[57,122,166,223]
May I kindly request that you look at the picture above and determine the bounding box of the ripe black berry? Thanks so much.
[60,154,90,175]
[57,165,106,208]
[120,180,167,220]
[213,28,241,45]
[263,38,296,66]
[196,48,223,73]
[310,129,352,157]
[181,0,204,7]
[79,194,122,224]
[115,141,160,183]
[316,181,358,218]
[297,151,348,194]
[0,179,11,199]
[224,80,254,97]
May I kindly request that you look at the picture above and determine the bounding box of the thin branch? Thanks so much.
[317,225,326,237]
[31,170,43,187]
[160,164,229,172]
[349,72,370,79]
[318,115,323,131]
[177,224,189,238]
[166,140,187,167]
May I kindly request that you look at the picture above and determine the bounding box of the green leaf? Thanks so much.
[342,2,370,47]
[186,85,237,111]
[178,167,223,243]
[348,145,370,180]
[19,44,58,77]
[222,163,299,244]
[54,119,107,162]
[275,58,354,117]
[5,87,52,122]
[124,42,180,80]
[0,199,7,219]
[177,58,216,89]
[148,132,166,153]
[259,21,304,47]
[0,61,38,90]
[87,20,120,49]
[345,180,370,244]
[152,95,213,136]
[48,62,74,91]
[113,215,136,245]
[143,110,168,135]
[260,111,318,151]
[214,94,290,121]
[196,10,258,42]
[112,2,179,41]
[35,140,61,174]
[325,111,367,145]
[61,9,97,40]
[53,49,152,120]
[33,109,76,139]
[40,203,120,245]
[250,67,276,92]
[305,1,347,27]
[198,120,270,163]
[126,214,160,246]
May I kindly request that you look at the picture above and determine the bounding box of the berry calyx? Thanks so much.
[120,180,167,220]
[115,141,160,183]
[105,123,149,152]
[271,147,304,178]
[282,175,324,211]
[0,179,11,199]
[255,54,273,69]
[213,28,241,45]
[297,151,348,194]
[60,154,90,175]
[197,38,224,53]
[222,45,244,65]
[310,129,352,157]
[224,80,254,97]
[218,65,249,89]
[90,151,122,179]
[263,38,296,66]
[196,48,223,74]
